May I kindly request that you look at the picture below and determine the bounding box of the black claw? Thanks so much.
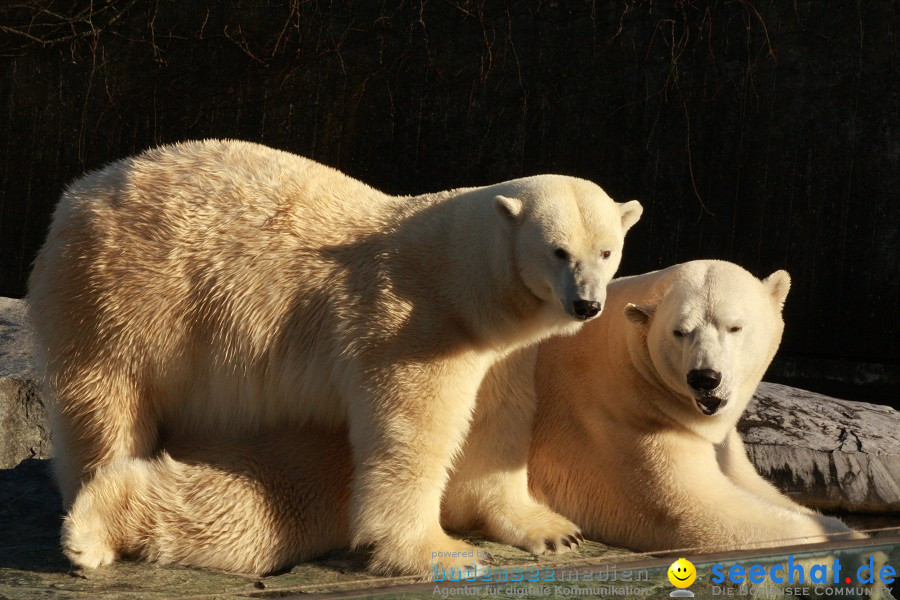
[567,534,579,546]
[545,539,556,552]
[562,538,571,548]
[575,532,585,543]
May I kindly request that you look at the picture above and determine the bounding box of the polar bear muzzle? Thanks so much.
[695,396,725,416]
[572,299,602,320]
[688,369,726,415]
[687,368,721,391]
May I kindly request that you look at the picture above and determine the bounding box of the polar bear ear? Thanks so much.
[762,270,791,310]
[625,303,655,326]
[494,195,524,221]
[619,200,643,234]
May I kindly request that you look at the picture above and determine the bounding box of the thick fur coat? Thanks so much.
[529,260,860,550]
[30,140,642,575]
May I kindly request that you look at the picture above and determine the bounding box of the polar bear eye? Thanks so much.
[728,325,743,333]
[554,248,569,260]
[673,330,684,338]
[601,250,612,259]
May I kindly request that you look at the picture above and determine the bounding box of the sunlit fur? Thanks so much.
[63,353,587,575]
[62,426,354,575]
[30,139,642,576]
[529,260,861,551]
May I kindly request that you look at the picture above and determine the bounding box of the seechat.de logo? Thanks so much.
[668,558,697,597]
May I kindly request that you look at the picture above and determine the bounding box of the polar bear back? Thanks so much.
[29,141,410,434]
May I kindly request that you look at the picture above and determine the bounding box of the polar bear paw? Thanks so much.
[368,531,495,578]
[60,459,151,569]
[487,502,583,556]
[61,493,118,569]
[819,514,867,541]
[518,513,583,556]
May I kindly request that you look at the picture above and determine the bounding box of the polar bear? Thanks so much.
[29,139,642,576]
[61,261,857,575]
[528,260,859,550]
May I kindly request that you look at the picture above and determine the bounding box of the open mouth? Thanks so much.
[695,397,724,415]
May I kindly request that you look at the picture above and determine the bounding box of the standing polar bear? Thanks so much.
[29,139,643,576]
[529,260,859,550]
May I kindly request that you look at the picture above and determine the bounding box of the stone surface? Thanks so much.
[739,382,900,513]
[0,298,50,469]
[0,298,36,381]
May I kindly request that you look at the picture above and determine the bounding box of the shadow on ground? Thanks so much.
[0,459,69,573]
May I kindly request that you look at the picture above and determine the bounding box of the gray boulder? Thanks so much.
[0,298,50,469]
[739,382,900,513]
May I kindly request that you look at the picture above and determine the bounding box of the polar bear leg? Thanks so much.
[666,441,858,549]
[443,349,582,555]
[445,466,583,555]
[694,485,858,548]
[716,428,817,514]
[62,457,153,569]
[49,371,158,508]
[63,427,354,575]
[347,367,493,577]
[715,430,868,543]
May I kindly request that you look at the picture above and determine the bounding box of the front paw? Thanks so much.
[62,481,119,569]
[819,514,864,541]
[368,531,495,578]
[487,502,583,556]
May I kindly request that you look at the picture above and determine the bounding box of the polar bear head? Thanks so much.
[493,175,642,332]
[624,261,790,430]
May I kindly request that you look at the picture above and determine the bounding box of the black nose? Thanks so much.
[573,299,602,320]
[687,369,721,391]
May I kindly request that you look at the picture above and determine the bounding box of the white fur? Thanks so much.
[30,139,642,576]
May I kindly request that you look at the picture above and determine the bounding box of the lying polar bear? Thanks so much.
[528,260,859,550]
[62,261,857,575]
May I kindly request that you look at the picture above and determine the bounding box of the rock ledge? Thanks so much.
[740,382,900,513]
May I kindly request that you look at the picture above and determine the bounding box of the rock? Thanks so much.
[0,298,50,469]
[0,298,35,380]
[739,382,900,513]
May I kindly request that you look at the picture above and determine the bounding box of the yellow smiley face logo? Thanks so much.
[668,558,697,588]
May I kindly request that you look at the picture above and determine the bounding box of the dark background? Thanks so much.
[0,1,896,405]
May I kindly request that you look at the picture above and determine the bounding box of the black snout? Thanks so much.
[573,299,602,320]
[687,368,721,391]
